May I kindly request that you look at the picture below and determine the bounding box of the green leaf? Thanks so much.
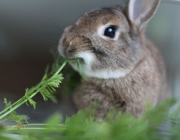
[77,59,88,81]
[3,98,11,109]
[27,98,36,109]
[0,54,67,124]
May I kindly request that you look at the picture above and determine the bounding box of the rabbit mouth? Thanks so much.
[68,57,84,64]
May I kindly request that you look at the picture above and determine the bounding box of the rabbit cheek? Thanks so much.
[69,52,96,74]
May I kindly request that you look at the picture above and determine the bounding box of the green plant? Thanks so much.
[0,57,67,124]
[0,55,179,140]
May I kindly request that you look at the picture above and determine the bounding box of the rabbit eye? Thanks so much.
[104,25,117,38]
[97,24,120,40]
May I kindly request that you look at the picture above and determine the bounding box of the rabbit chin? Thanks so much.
[69,52,129,79]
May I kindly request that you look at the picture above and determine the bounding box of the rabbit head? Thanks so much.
[58,0,161,79]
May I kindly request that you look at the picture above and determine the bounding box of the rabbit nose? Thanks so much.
[66,47,77,58]
[59,36,75,57]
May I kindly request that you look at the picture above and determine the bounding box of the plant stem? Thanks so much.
[0,59,68,121]
[52,59,68,77]
[0,82,42,116]
[0,90,40,120]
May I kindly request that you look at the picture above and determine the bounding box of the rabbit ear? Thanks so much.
[127,0,161,33]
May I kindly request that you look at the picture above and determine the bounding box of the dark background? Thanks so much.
[0,0,179,123]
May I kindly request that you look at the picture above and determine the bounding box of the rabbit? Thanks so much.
[58,0,169,120]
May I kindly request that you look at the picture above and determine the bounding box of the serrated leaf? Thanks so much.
[27,98,36,109]
[0,53,66,125]
[3,98,11,109]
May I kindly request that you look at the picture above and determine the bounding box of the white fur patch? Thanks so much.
[97,23,120,41]
[83,67,128,79]
[75,52,94,66]
[70,51,129,79]
[70,51,95,73]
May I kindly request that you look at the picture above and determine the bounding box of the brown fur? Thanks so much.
[58,0,169,120]
[73,36,168,120]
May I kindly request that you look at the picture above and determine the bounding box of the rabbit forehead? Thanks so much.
[74,8,128,32]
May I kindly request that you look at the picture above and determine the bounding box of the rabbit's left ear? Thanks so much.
[127,0,161,33]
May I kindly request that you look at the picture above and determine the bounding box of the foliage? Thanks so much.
[0,55,67,125]
[69,58,88,81]
[1,99,179,140]
[0,54,180,140]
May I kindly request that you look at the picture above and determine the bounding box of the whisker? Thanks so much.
[45,17,64,32]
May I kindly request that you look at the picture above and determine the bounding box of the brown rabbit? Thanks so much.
[58,0,169,120]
